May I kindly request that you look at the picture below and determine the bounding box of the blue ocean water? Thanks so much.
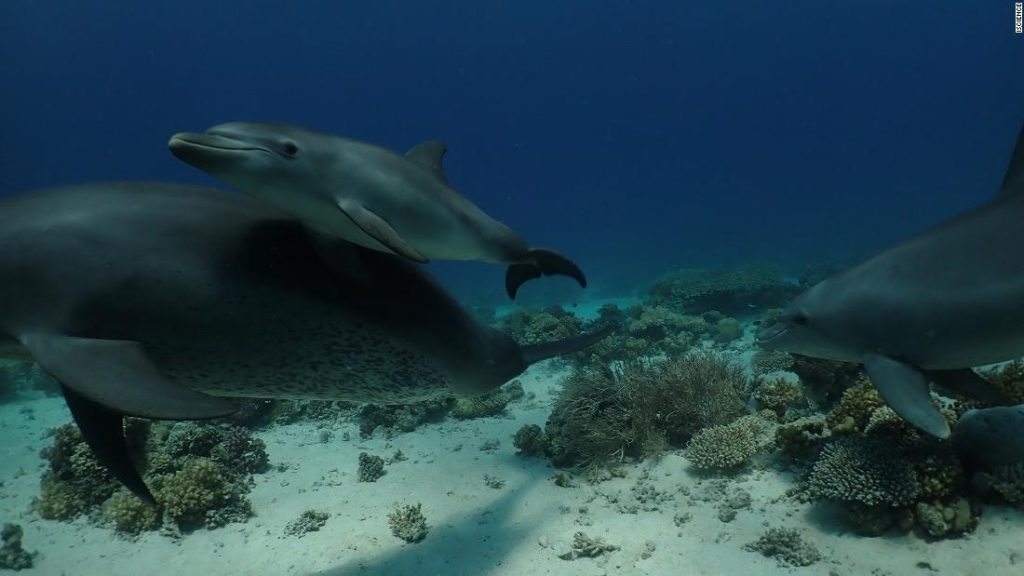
[2,4,1024,575]
[3,1,1022,302]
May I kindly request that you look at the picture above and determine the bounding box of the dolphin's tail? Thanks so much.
[505,248,587,299]
[521,325,614,365]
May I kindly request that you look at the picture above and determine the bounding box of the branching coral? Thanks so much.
[751,349,794,376]
[388,503,428,543]
[807,436,919,507]
[285,510,330,537]
[358,452,386,482]
[685,415,775,471]
[752,377,803,416]
[157,457,237,531]
[105,489,160,534]
[500,307,582,346]
[825,380,884,434]
[35,424,119,520]
[743,527,821,567]
[545,353,748,468]
[38,420,265,536]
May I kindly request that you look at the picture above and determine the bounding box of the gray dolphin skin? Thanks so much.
[758,125,1024,439]
[167,122,586,299]
[0,182,610,503]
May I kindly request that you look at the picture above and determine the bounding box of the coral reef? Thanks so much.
[743,527,821,567]
[685,415,775,471]
[35,424,120,520]
[824,380,884,434]
[158,457,250,531]
[500,307,583,346]
[774,415,829,464]
[284,510,330,537]
[105,489,160,534]
[913,498,977,539]
[512,424,551,456]
[973,463,1024,504]
[357,398,453,438]
[752,377,803,417]
[750,349,794,376]
[649,264,796,316]
[980,360,1024,404]
[0,523,34,571]
[558,531,619,560]
[358,452,386,482]
[388,503,428,543]
[712,317,742,343]
[451,389,512,420]
[544,353,747,468]
[807,436,919,507]
[36,421,266,536]
[789,356,863,408]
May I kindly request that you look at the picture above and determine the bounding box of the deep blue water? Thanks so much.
[3,1,1023,303]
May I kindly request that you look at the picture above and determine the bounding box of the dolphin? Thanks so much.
[952,405,1024,470]
[167,122,586,299]
[758,125,1024,439]
[0,182,610,502]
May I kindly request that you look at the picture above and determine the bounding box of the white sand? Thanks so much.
[2,362,1023,576]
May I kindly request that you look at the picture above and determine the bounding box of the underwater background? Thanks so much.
[3,2,1024,576]
[4,1,1023,303]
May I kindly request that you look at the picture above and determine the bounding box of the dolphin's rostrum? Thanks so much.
[759,124,1024,438]
[0,182,611,503]
[168,122,586,299]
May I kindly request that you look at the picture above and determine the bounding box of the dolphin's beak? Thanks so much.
[168,132,267,153]
[756,322,789,346]
[168,132,271,170]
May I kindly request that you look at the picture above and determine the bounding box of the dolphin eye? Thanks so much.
[281,142,299,157]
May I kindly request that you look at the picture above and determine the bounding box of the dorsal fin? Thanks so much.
[997,124,1024,199]
[405,141,448,181]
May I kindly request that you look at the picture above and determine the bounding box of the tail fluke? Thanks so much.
[505,248,587,299]
[521,325,614,365]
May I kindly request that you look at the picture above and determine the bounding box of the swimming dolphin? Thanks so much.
[168,122,586,299]
[0,182,610,502]
[758,124,1024,439]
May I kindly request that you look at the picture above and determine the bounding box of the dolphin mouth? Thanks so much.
[756,322,789,345]
[168,132,270,154]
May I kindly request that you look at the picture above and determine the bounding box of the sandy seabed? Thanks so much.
[1,325,1023,576]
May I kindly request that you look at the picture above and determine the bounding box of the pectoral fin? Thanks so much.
[61,384,157,504]
[335,199,428,263]
[863,352,950,438]
[21,334,237,419]
[21,334,239,504]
